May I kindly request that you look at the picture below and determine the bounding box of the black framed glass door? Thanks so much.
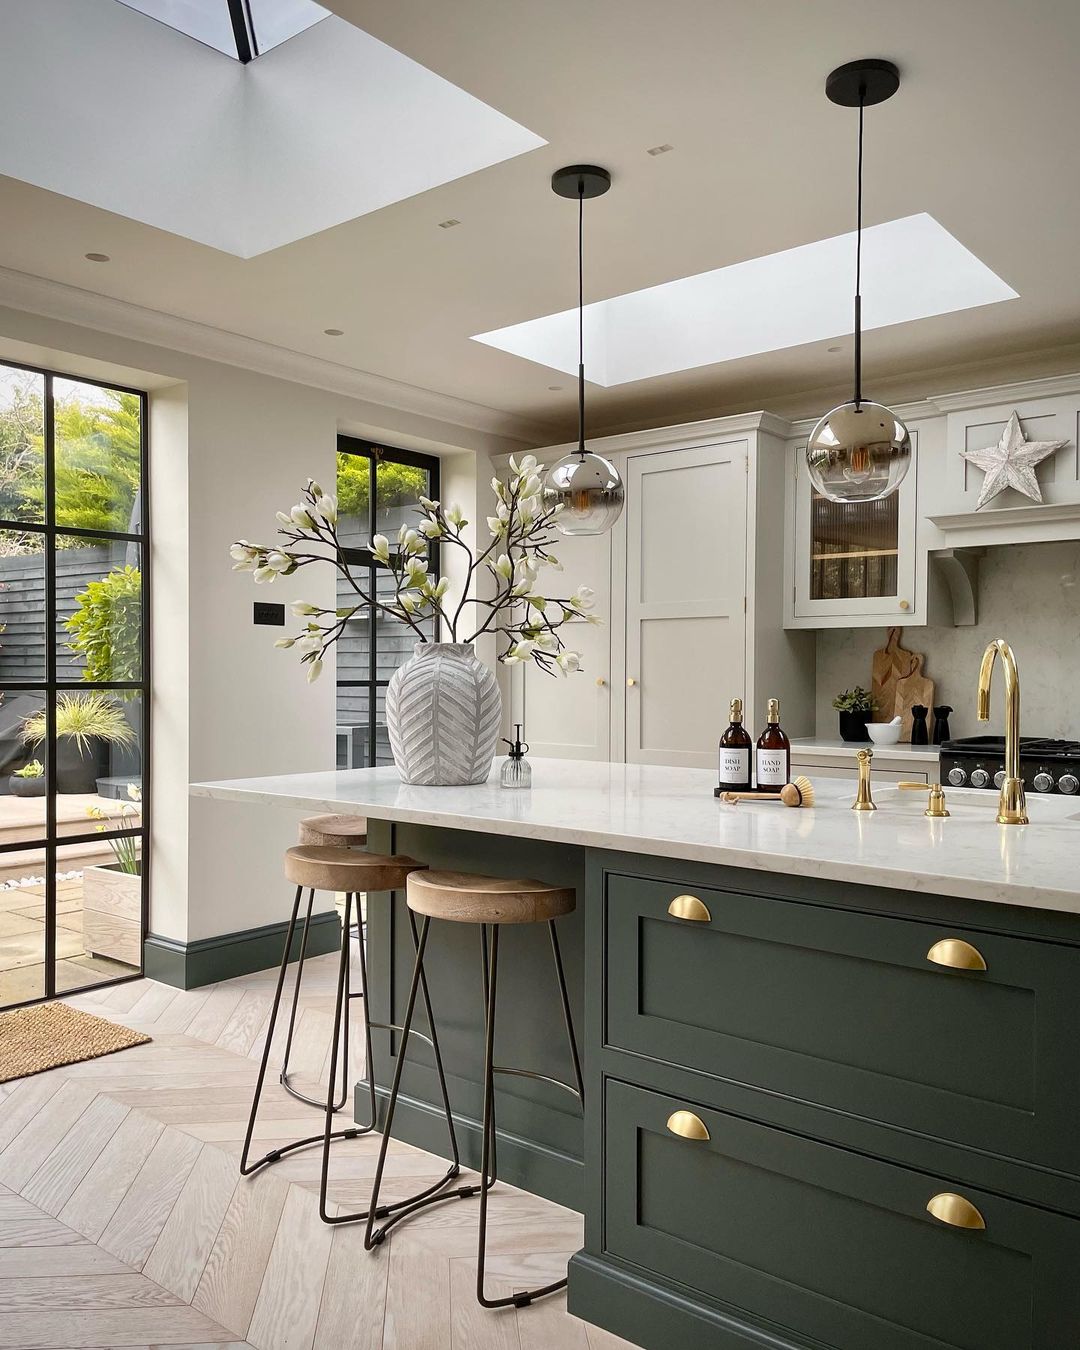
[0,358,149,1008]
[335,436,440,768]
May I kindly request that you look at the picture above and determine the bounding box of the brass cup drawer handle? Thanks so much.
[927,1192,986,1230]
[666,1110,710,1142]
[927,938,987,972]
[668,894,711,923]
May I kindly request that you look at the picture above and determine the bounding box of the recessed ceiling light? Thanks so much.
[547,385,562,391]
[437,218,461,229]
[646,143,674,156]
[324,328,344,336]
[84,252,110,262]
[473,214,1018,387]
[827,344,843,352]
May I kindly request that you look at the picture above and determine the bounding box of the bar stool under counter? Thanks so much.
[364,869,585,1309]
[241,843,469,1226]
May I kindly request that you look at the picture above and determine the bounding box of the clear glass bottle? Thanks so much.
[499,724,532,789]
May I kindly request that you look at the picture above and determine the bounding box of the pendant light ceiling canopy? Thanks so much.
[543,165,625,536]
[806,58,912,506]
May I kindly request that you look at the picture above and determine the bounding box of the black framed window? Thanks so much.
[0,358,149,1009]
[335,437,440,768]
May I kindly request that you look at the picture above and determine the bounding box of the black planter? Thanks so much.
[838,710,871,743]
[9,774,46,797]
[55,738,107,794]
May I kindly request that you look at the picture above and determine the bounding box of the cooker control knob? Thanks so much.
[947,767,967,787]
[1058,773,1079,795]
[994,770,1006,789]
[970,768,991,789]
[1033,771,1054,793]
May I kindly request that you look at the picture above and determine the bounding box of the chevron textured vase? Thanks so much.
[386,643,502,785]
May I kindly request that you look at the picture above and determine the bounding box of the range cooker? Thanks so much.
[939,736,1080,795]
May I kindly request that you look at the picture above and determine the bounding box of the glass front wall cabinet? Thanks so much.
[335,437,440,768]
[789,431,919,626]
[0,360,148,1009]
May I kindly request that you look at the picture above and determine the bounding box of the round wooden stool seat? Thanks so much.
[285,845,424,893]
[298,814,368,848]
[406,870,575,926]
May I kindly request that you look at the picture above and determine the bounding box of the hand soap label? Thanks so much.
[720,747,750,782]
[756,750,787,787]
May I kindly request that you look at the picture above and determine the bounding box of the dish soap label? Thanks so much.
[755,697,791,788]
[718,697,753,791]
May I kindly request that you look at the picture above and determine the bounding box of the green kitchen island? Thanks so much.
[192,759,1080,1350]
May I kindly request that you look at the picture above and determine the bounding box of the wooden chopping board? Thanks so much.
[871,628,934,742]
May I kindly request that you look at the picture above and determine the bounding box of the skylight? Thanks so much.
[472,214,1019,386]
[118,0,329,62]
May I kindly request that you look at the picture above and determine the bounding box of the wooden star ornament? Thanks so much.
[960,411,1068,510]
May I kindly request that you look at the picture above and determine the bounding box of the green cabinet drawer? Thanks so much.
[605,1079,1080,1350]
[605,872,1080,1175]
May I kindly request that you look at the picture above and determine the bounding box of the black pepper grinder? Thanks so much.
[932,705,953,745]
[909,705,929,746]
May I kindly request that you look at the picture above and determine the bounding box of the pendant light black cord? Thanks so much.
[577,180,586,457]
[853,91,864,407]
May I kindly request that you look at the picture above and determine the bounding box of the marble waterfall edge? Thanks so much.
[386,642,501,785]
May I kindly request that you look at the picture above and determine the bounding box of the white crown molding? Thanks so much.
[927,371,1080,414]
[507,409,794,465]
[0,265,551,448]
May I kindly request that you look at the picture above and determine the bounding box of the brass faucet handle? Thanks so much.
[898,781,950,818]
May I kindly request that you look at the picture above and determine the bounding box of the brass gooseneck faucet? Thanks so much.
[977,639,1029,825]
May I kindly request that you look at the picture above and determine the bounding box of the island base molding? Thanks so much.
[144,910,341,989]
[568,1252,811,1350]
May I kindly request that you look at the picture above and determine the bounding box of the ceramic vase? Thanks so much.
[386,643,501,785]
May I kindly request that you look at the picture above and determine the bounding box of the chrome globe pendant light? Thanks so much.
[807,59,911,505]
[543,165,625,535]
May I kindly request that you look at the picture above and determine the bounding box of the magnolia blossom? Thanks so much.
[231,462,601,680]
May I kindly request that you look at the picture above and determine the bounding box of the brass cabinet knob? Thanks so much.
[626,677,638,687]
[926,938,987,972]
[899,599,911,611]
[666,1110,710,1142]
[595,676,607,687]
[926,1192,986,1230]
[668,894,711,923]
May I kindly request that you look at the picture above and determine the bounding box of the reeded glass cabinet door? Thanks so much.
[793,432,918,622]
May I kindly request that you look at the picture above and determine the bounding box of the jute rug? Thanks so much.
[0,1002,151,1084]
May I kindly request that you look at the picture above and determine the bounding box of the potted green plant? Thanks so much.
[20,692,136,794]
[832,687,874,742]
[83,785,142,966]
[9,759,45,798]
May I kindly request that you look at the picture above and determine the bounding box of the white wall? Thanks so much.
[0,303,515,946]
[814,540,1080,740]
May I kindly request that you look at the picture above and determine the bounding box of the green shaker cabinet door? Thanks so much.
[604,1079,1080,1350]
[605,872,1080,1174]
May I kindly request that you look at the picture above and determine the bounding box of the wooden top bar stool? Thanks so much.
[298,814,368,848]
[241,845,471,1228]
[364,868,584,1311]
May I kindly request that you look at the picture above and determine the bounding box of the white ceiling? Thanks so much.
[1,0,1079,440]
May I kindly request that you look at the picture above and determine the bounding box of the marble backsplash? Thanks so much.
[814,540,1080,741]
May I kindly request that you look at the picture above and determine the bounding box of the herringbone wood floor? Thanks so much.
[0,951,634,1350]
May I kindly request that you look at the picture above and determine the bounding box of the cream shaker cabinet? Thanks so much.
[504,413,816,767]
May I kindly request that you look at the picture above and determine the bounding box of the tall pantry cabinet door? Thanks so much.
[520,529,613,760]
[624,441,748,768]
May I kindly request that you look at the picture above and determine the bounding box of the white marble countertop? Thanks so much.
[191,758,1080,916]
[791,738,941,762]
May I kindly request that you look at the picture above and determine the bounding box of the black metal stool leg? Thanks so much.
[364,917,481,1248]
[280,888,347,1112]
[549,920,585,1104]
[241,886,305,1176]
